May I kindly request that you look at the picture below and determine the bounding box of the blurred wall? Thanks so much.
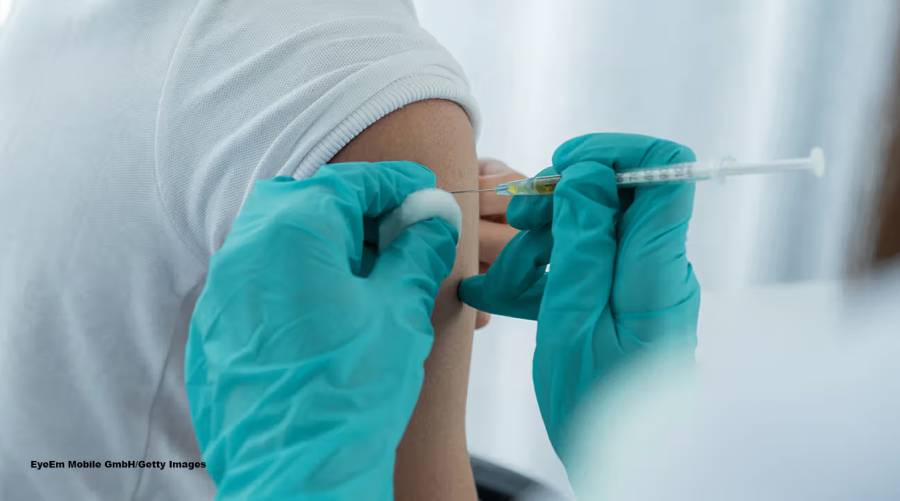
[412,0,899,495]
[417,0,898,289]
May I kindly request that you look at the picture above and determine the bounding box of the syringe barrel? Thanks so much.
[498,162,715,194]
[492,148,823,195]
[615,161,716,186]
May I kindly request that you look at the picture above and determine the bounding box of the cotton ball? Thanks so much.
[378,188,462,250]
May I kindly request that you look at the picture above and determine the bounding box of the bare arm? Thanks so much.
[330,99,478,500]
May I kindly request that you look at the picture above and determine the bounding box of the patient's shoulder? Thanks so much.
[331,99,477,191]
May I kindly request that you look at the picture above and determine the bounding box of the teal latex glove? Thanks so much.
[185,162,459,500]
[459,133,700,462]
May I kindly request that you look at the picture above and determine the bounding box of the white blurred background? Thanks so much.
[413,0,900,496]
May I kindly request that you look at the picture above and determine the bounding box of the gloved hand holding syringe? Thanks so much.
[452,147,826,195]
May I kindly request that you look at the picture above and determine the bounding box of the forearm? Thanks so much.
[330,99,478,500]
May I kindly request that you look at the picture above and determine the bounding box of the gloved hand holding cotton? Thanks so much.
[185,161,460,501]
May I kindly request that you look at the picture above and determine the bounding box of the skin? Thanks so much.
[331,100,525,498]
[331,99,479,501]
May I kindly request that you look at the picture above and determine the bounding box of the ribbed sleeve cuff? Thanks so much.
[289,73,481,179]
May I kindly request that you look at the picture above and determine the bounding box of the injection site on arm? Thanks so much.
[330,99,479,501]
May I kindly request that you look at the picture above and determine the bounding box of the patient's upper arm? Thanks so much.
[330,99,478,500]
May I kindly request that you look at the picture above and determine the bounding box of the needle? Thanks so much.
[449,187,499,194]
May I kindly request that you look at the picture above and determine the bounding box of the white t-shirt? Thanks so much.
[0,1,478,499]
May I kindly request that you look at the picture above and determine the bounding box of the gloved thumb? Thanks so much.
[371,217,459,307]
[458,227,551,320]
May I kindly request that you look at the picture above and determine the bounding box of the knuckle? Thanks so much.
[650,138,696,164]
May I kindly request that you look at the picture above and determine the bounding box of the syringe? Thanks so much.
[452,147,826,196]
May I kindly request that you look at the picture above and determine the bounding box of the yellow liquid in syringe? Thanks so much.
[499,175,560,195]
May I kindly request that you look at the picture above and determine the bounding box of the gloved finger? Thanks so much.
[506,166,556,230]
[553,133,687,174]
[614,165,697,313]
[314,161,436,212]
[459,274,547,321]
[485,228,552,296]
[242,162,436,273]
[370,217,458,313]
[544,161,618,311]
[459,227,552,320]
[312,161,436,234]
